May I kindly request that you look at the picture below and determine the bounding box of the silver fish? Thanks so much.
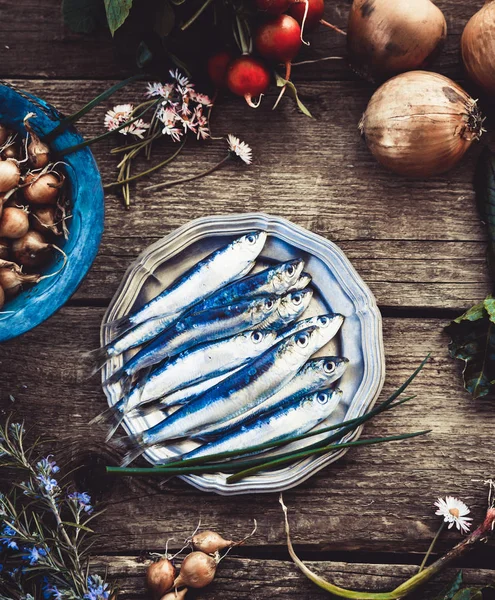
[257,288,313,331]
[291,272,312,290]
[197,354,348,438]
[106,296,280,388]
[104,231,267,337]
[122,326,325,463]
[192,259,305,312]
[115,329,278,416]
[277,313,344,343]
[169,388,343,464]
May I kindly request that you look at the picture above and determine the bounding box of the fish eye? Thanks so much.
[317,392,328,404]
[296,333,309,347]
[246,233,257,244]
[292,293,302,305]
[265,299,274,309]
[319,316,329,327]
[286,264,295,276]
[324,361,335,373]
[251,331,264,343]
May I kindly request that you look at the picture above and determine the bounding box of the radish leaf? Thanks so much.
[104,0,133,36]
[275,74,313,118]
[433,572,464,600]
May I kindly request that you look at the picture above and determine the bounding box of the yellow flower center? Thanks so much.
[449,507,460,518]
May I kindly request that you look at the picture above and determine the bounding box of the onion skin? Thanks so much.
[11,230,52,268]
[0,238,9,260]
[192,531,234,554]
[0,207,30,239]
[0,285,4,309]
[174,551,217,589]
[23,172,61,205]
[159,589,188,600]
[0,125,9,147]
[347,0,447,82]
[0,160,20,193]
[0,268,40,299]
[359,71,483,178]
[462,1,495,96]
[31,205,62,236]
[146,559,176,599]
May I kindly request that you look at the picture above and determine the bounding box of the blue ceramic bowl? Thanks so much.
[0,82,104,342]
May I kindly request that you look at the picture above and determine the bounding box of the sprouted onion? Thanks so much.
[146,558,176,599]
[172,551,218,589]
[347,0,447,82]
[359,71,484,177]
[461,0,495,96]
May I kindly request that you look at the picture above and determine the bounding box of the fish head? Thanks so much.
[313,313,345,347]
[310,356,349,385]
[307,387,344,416]
[253,295,281,320]
[290,272,312,291]
[237,231,267,260]
[281,325,320,365]
[279,288,313,321]
[271,259,305,293]
[237,329,278,353]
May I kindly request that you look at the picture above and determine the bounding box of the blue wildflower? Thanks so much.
[84,574,110,600]
[37,474,59,494]
[42,578,63,600]
[0,523,18,550]
[68,492,93,514]
[36,455,60,474]
[23,545,48,565]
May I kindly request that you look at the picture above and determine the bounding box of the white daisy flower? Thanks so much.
[434,496,472,533]
[146,82,174,101]
[169,69,192,89]
[157,106,183,142]
[227,134,252,165]
[190,91,213,107]
[194,106,210,140]
[120,118,150,139]
[104,104,134,131]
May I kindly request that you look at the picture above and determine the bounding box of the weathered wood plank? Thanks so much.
[3,79,491,310]
[90,556,495,599]
[0,0,485,83]
[1,307,494,555]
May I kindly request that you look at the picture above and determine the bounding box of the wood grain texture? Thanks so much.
[90,556,495,599]
[1,307,494,556]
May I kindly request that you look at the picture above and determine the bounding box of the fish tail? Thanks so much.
[83,344,113,376]
[89,398,124,427]
[103,367,129,388]
[102,314,135,339]
[134,402,166,418]
[105,412,127,442]
[120,434,147,467]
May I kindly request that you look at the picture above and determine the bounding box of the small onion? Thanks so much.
[359,71,484,178]
[0,238,9,260]
[11,230,53,268]
[1,144,18,160]
[23,172,62,205]
[173,551,218,589]
[31,205,62,236]
[192,531,234,554]
[159,589,187,600]
[461,1,495,96]
[0,267,40,299]
[0,285,4,309]
[0,159,20,192]
[0,125,9,147]
[24,113,51,169]
[347,0,447,82]
[146,558,176,599]
[0,207,30,239]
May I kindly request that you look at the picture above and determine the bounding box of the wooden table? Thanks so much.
[1,1,494,597]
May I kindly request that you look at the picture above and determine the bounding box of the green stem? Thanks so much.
[104,137,186,189]
[43,74,147,143]
[181,0,215,30]
[111,132,161,154]
[418,521,445,572]
[58,99,160,156]
[144,154,231,191]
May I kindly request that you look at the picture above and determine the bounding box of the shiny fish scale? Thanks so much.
[138,326,323,447]
[106,296,281,385]
[197,354,348,438]
[191,259,305,312]
[170,388,344,464]
[257,288,313,331]
[277,313,344,343]
[117,329,278,416]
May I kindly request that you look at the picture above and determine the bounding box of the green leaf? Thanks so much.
[474,147,495,280]
[452,590,483,600]
[62,0,105,33]
[61,521,94,533]
[445,295,495,399]
[275,74,313,118]
[434,572,464,600]
[104,0,133,36]
[154,0,175,37]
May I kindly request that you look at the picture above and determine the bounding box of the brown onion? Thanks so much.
[11,230,53,268]
[0,267,40,299]
[461,1,495,96]
[359,71,484,178]
[24,113,51,169]
[347,0,447,82]
[159,589,187,600]
[0,285,4,309]
[1,143,18,160]
[0,238,9,260]
[192,531,234,554]
[0,159,20,192]
[173,551,217,589]
[31,205,62,236]
[146,558,176,599]
[0,125,9,147]
[0,207,30,239]
[23,172,62,205]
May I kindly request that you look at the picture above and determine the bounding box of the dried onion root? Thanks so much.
[359,71,484,178]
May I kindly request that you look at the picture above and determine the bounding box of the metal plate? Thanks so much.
[101,213,385,495]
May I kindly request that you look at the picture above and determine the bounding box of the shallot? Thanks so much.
[0,124,9,147]
[0,207,30,239]
[0,285,4,309]
[23,172,62,205]
[0,159,20,193]
[359,71,484,177]
[31,205,63,236]
[24,113,50,169]
[0,238,8,260]
[192,531,234,554]
[146,558,176,599]
[173,551,218,589]
[461,1,495,96]
[0,267,40,299]
[159,589,187,600]
[11,230,56,268]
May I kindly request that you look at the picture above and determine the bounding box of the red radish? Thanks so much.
[0,207,29,239]
[146,558,176,599]
[207,51,233,88]
[173,551,218,589]
[0,159,20,193]
[289,0,346,36]
[11,230,54,268]
[255,15,302,80]
[0,267,40,299]
[23,172,62,205]
[0,238,9,260]
[226,56,270,107]
[255,0,291,15]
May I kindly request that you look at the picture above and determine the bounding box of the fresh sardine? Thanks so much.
[169,388,343,464]
[257,288,313,331]
[197,354,348,438]
[277,313,344,343]
[105,231,267,337]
